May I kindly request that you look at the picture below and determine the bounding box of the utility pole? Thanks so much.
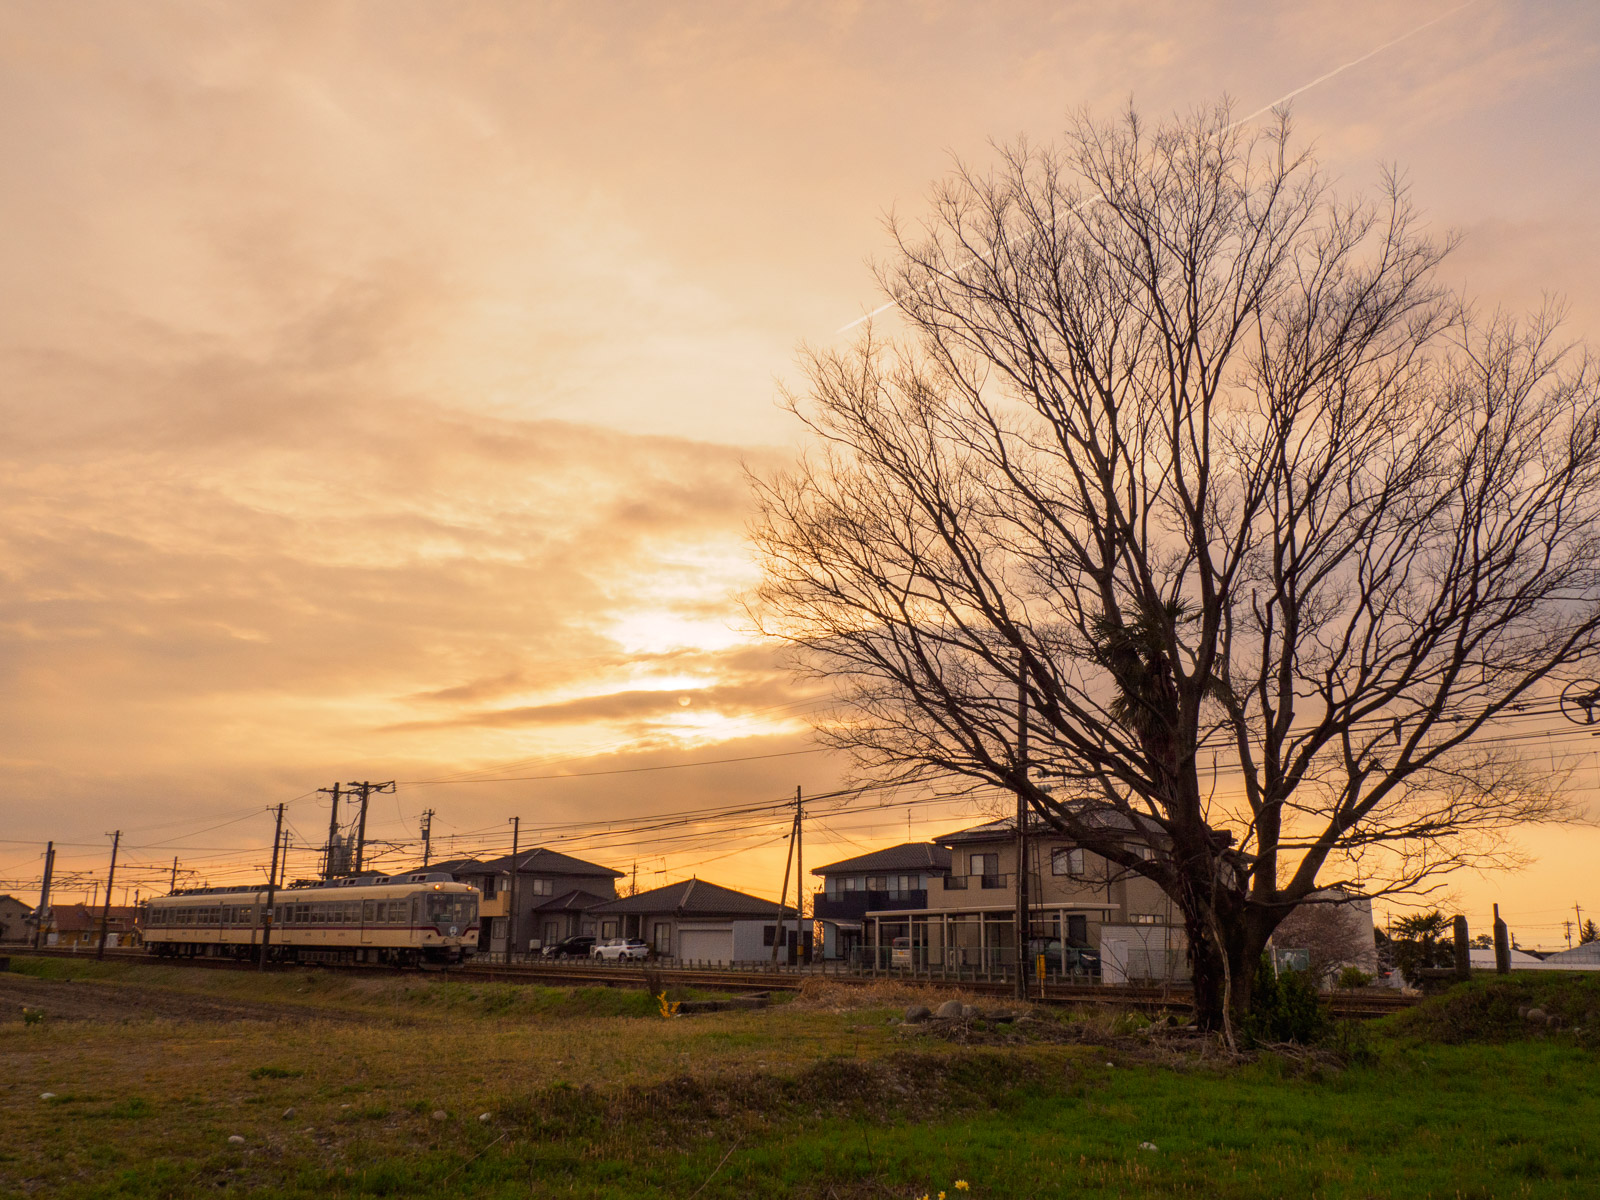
[96,830,120,960]
[631,861,638,897]
[33,841,54,950]
[420,808,435,867]
[170,857,178,892]
[344,781,394,875]
[507,816,520,962]
[795,787,804,964]
[1015,659,1031,1002]
[770,805,797,967]
[259,803,284,971]
[319,782,343,878]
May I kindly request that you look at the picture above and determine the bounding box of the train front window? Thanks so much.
[425,894,475,931]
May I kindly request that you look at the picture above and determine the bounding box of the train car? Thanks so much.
[143,872,479,967]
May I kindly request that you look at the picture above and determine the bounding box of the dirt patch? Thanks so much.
[788,976,984,1013]
[0,974,356,1025]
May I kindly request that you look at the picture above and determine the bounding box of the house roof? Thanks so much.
[589,878,793,919]
[49,904,139,932]
[0,894,32,912]
[531,888,612,913]
[1540,941,1600,965]
[936,808,1166,846]
[423,848,624,880]
[810,843,951,877]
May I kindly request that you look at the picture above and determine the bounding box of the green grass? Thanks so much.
[4,956,1600,1198]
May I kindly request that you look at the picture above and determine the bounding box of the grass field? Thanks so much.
[3,956,1598,1198]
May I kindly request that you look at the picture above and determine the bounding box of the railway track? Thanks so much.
[10,947,1418,1018]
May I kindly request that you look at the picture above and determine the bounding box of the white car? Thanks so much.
[590,937,650,961]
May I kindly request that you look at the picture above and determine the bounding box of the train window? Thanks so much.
[362,900,374,922]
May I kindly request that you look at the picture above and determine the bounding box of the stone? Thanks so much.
[478,1112,492,1123]
[39,1092,56,1101]
[984,1010,1017,1024]
[934,1000,964,1020]
[227,1135,245,1145]
[431,1110,449,1121]
[1517,1005,1531,1019]
[904,1005,932,1024]
[281,1107,295,1119]
[1526,1007,1548,1022]
[1139,1142,1158,1151]
[1546,1014,1564,1029]
[961,1004,978,1018]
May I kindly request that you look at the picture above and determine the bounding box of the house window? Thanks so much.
[601,920,618,939]
[1052,848,1086,877]
[866,876,888,892]
[527,878,554,897]
[1130,913,1159,925]
[1067,914,1089,945]
[825,876,842,899]
[763,924,777,947]
[653,923,671,954]
[971,853,999,878]
[842,877,862,891]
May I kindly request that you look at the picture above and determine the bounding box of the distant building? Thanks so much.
[44,903,142,949]
[0,894,33,943]
[856,813,1188,982]
[1542,941,1600,967]
[811,843,951,962]
[587,878,795,965]
[422,849,622,955]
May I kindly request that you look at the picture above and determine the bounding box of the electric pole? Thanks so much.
[170,857,178,892]
[1015,659,1031,1001]
[794,786,804,965]
[770,804,797,967]
[259,803,284,971]
[420,808,435,867]
[33,841,54,950]
[344,781,394,875]
[507,816,520,961]
[319,782,343,878]
[97,830,120,960]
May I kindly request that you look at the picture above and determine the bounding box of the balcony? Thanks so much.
[478,894,509,918]
[814,890,928,920]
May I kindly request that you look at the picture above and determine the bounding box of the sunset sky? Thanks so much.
[4,1,1599,946]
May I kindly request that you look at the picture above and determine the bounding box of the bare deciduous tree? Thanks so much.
[751,105,1600,1034]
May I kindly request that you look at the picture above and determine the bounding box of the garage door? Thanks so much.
[677,928,733,964]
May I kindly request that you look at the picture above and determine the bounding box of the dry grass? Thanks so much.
[788,975,985,1013]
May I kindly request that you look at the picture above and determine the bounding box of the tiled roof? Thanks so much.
[50,903,139,932]
[589,878,793,919]
[531,888,612,913]
[424,848,624,880]
[810,843,951,876]
[936,808,1165,846]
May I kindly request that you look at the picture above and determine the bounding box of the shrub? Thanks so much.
[1337,967,1373,989]
[1245,955,1328,1045]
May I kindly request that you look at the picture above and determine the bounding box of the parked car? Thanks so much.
[1028,937,1101,977]
[890,936,913,967]
[542,935,596,959]
[591,937,650,961]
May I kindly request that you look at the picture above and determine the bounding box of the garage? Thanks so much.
[677,926,734,964]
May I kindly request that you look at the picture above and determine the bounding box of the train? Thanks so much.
[142,872,480,967]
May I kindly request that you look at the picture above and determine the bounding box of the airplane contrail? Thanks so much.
[1225,0,1480,130]
[836,0,1481,336]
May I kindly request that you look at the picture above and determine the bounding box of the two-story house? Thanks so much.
[861,815,1189,983]
[425,848,622,955]
[810,843,951,963]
